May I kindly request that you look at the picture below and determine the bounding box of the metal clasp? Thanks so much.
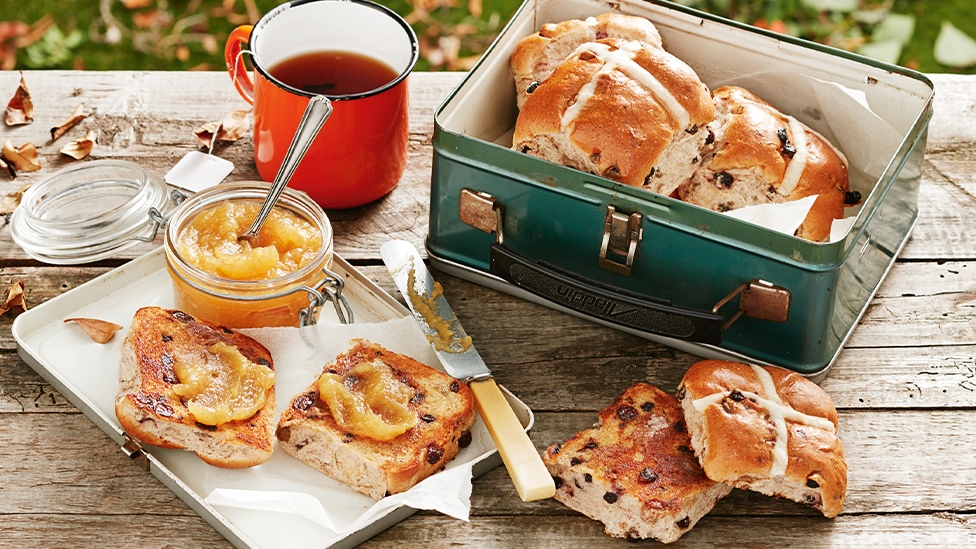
[459,189,504,245]
[599,205,642,276]
[121,435,150,472]
[713,279,791,331]
[300,267,354,327]
[131,189,187,243]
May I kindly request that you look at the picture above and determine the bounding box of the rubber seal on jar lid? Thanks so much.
[9,160,177,265]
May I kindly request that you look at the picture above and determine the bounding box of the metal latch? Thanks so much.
[459,189,504,245]
[713,279,791,330]
[599,205,642,276]
[121,434,150,472]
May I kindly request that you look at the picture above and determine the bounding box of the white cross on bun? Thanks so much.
[677,360,847,518]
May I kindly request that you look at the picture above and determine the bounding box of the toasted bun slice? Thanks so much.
[115,307,276,469]
[511,13,664,109]
[677,86,854,241]
[678,360,847,518]
[543,383,731,542]
[513,37,714,196]
[276,339,477,500]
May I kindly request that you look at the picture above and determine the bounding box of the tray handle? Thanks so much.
[489,243,725,345]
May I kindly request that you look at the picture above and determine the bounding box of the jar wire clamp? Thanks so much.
[131,189,188,243]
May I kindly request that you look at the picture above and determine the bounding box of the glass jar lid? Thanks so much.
[10,160,176,264]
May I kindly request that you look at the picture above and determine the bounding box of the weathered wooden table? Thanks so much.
[1,70,975,548]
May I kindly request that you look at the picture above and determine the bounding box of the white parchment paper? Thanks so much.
[196,317,488,532]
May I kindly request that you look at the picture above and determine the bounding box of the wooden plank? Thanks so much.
[0,516,232,549]
[3,264,976,412]
[6,258,976,351]
[1,511,972,549]
[362,513,976,548]
[2,73,975,265]
[0,71,465,265]
[2,409,974,517]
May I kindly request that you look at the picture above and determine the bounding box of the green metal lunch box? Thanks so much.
[426,0,934,379]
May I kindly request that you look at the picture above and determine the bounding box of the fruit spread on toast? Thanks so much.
[276,338,476,499]
[115,307,276,468]
[317,358,419,440]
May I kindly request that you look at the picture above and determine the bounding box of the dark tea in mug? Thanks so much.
[269,50,399,96]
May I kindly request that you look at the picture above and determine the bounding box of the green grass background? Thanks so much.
[5,0,975,73]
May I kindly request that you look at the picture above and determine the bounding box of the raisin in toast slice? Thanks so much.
[115,307,275,468]
[276,338,477,500]
[543,383,731,543]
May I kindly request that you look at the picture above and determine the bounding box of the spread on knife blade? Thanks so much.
[397,256,472,353]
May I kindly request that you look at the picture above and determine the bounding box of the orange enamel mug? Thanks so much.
[224,0,418,209]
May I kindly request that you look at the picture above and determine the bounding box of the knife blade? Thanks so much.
[380,239,555,502]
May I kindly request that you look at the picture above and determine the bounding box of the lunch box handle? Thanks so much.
[489,243,725,345]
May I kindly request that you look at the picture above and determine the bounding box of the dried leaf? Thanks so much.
[59,129,97,160]
[0,182,33,215]
[193,121,220,147]
[2,140,41,172]
[64,318,123,344]
[51,102,88,141]
[176,43,190,61]
[217,109,250,141]
[5,73,33,126]
[0,280,27,317]
[467,0,482,18]
[121,0,153,8]
[0,157,15,180]
[193,109,251,147]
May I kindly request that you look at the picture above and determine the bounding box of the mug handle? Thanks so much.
[225,25,255,104]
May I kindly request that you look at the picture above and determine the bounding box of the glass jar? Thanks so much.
[164,183,335,329]
[9,160,174,264]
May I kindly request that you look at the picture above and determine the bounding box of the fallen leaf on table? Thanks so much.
[64,318,123,344]
[5,73,33,126]
[0,280,27,317]
[193,109,251,147]
[59,129,97,160]
[0,182,33,215]
[2,139,41,172]
[0,157,15,179]
[51,102,88,141]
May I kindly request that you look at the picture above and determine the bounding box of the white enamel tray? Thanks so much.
[12,246,533,549]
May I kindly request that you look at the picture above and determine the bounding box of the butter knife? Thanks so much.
[380,239,555,502]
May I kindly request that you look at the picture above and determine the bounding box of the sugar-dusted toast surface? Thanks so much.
[115,306,276,468]
[276,338,476,500]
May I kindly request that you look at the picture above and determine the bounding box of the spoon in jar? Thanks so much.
[239,95,333,244]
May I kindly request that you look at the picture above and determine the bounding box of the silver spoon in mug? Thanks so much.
[239,95,332,244]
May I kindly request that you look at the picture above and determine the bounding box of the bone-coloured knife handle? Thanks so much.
[469,378,555,502]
